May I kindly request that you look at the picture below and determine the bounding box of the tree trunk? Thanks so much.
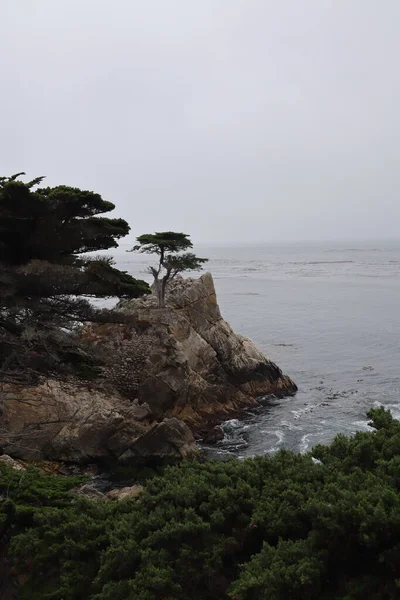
[161,278,168,308]
[153,278,164,308]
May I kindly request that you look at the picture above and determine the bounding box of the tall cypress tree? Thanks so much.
[0,173,150,384]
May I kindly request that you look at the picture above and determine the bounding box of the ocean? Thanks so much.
[105,240,400,458]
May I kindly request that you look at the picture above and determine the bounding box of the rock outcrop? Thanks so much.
[73,483,145,502]
[0,379,195,464]
[87,272,297,429]
[0,273,296,464]
[0,454,26,471]
[107,484,144,501]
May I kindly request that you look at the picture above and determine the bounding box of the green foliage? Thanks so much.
[131,231,208,307]
[133,231,193,255]
[0,173,150,384]
[2,407,400,599]
[163,251,208,273]
[105,464,165,483]
[1,180,125,265]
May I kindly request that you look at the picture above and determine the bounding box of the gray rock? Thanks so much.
[0,380,196,465]
[131,399,152,421]
[119,418,195,463]
[202,425,225,444]
[0,454,26,471]
[106,272,297,427]
[75,484,107,501]
[107,484,144,500]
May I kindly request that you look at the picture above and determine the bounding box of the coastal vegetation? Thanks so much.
[0,173,150,386]
[2,407,400,599]
[1,174,398,599]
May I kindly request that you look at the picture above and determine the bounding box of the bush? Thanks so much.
[2,407,400,599]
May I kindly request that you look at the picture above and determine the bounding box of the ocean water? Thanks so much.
[107,240,400,458]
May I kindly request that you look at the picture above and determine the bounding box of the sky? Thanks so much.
[1,1,400,244]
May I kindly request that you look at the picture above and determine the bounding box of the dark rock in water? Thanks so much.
[202,425,225,444]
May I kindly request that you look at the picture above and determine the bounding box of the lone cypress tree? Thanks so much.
[0,173,150,384]
[131,232,208,307]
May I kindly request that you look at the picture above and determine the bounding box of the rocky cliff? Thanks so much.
[88,272,297,427]
[0,273,296,464]
[0,378,194,464]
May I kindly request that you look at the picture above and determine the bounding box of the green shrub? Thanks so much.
[2,407,400,599]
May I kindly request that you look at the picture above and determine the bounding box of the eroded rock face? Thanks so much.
[88,273,297,428]
[118,418,195,463]
[0,379,194,464]
[0,273,295,464]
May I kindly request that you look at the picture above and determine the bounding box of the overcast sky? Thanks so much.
[1,1,400,243]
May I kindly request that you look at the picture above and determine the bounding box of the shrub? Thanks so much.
[1,407,400,599]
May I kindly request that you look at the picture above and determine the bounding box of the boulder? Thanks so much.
[202,425,225,444]
[0,454,26,471]
[118,418,195,463]
[74,483,144,502]
[107,484,144,501]
[75,483,107,501]
[130,399,152,421]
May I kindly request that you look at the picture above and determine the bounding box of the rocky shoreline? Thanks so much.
[0,273,296,467]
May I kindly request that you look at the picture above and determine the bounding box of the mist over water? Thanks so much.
[109,240,400,458]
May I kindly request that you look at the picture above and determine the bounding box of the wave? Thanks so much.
[262,429,285,453]
[221,419,243,435]
[351,420,374,432]
[291,404,319,419]
[239,267,262,272]
[346,248,383,252]
[323,248,383,253]
[299,432,322,453]
[288,261,354,265]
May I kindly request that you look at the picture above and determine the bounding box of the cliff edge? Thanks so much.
[0,273,296,464]
[89,272,297,428]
